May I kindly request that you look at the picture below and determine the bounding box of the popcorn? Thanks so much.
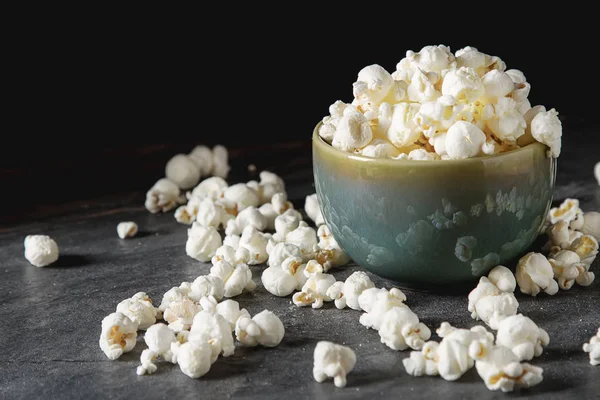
[210,260,255,298]
[99,312,138,360]
[191,177,228,201]
[530,108,562,157]
[583,328,600,366]
[570,234,599,266]
[332,109,373,152]
[136,323,176,375]
[212,145,230,179]
[387,103,422,148]
[159,285,190,312]
[273,208,303,242]
[145,178,182,213]
[239,226,270,265]
[292,272,336,308]
[402,341,440,377]
[137,349,160,376]
[482,70,515,99]
[225,206,267,236]
[268,242,303,268]
[258,203,278,230]
[188,145,214,177]
[515,252,559,296]
[212,245,250,266]
[546,220,580,250]
[116,221,138,239]
[24,234,59,267]
[189,275,225,302]
[257,171,286,204]
[570,208,585,231]
[189,311,235,358]
[215,300,250,331]
[353,64,396,106]
[304,193,325,226]
[455,47,505,77]
[326,271,375,310]
[548,250,586,290]
[185,224,222,262]
[407,69,441,103]
[582,211,600,240]
[313,341,356,388]
[358,138,401,158]
[315,225,350,271]
[176,341,213,379]
[445,121,486,159]
[234,310,285,347]
[223,234,241,250]
[165,154,201,190]
[407,148,440,161]
[496,314,549,361]
[222,183,260,212]
[406,45,455,73]
[174,205,194,225]
[475,345,543,392]
[115,292,156,330]
[468,267,519,330]
[505,69,531,102]
[487,265,516,293]
[472,292,519,330]
[548,198,580,225]
[378,307,431,351]
[163,297,202,332]
[358,287,407,330]
[486,97,526,142]
[195,198,228,228]
[285,222,319,260]
[261,266,298,297]
[441,67,484,102]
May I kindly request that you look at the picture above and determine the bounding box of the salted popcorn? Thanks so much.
[188,145,214,177]
[176,341,213,379]
[318,45,562,161]
[189,275,225,302]
[273,209,303,242]
[24,234,59,267]
[292,272,336,309]
[313,341,356,388]
[358,288,407,330]
[194,198,229,228]
[116,222,138,239]
[115,292,157,330]
[99,312,138,360]
[209,260,255,298]
[475,345,543,392]
[235,310,285,347]
[189,311,235,358]
[468,276,519,330]
[305,194,325,226]
[515,252,559,296]
[495,314,549,361]
[212,145,230,179]
[487,265,516,293]
[261,266,298,297]
[239,226,269,265]
[285,222,319,260]
[225,206,267,236]
[185,224,222,262]
[326,271,374,310]
[215,300,250,331]
[166,154,201,190]
[583,328,600,366]
[378,307,431,351]
[145,178,181,213]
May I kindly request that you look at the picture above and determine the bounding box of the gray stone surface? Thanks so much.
[1,137,599,399]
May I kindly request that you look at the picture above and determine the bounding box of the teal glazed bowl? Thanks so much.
[313,125,556,290]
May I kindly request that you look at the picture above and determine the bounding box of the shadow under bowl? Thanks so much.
[312,124,556,291]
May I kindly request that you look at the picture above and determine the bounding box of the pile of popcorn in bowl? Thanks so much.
[318,45,562,160]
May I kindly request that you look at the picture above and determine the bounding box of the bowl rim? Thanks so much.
[312,122,548,166]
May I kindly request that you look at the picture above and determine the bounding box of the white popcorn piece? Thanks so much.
[358,138,401,159]
[174,205,194,225]
[258,203,278,230]
[268,242,303,268]
[116,292,156,331]
[445,121,486,159]
[530,108,562,158]
[188,145,214,177]
[225,206,267,236]
[116,221,138,239]
[235,310,285,347]
[256,171,286,204]
[136,349,159,376]
[212,244,250,267]
[582,211,600,241]
[441,67,484,102]
[212,145,230,179]
[548,198,580,225]
[195,198,228,228]
[273,209,303,242]
[475,345,543,392]
[191,176,228,201]
[261,266,298,297]
[159,285,190,312]
[239,225,269,265]
[407,148,440,161]
[407,69,441,103]
[455,46,505,77]
[548,250,586,290]
[468,277,501,318]
[482,70,515,99]
[216,300,250,331]
[487,265,516,293]
[402,341,440,377]
[486,97,526,142]
[222,183,260,213]
[358,288,408,330]
[176,341,213,379]
[379,307,431,351]
[185,224,222,262]
[210,260,255,298]
[583,328,600,366]
[189,311,235,358]
[570,208,585,231]
[99,312,138,360]
[313,341,356,388]
[332,109,373,152]
[292,272,336,309]
[496,314,550,361]
[305,193,325,226]
[315,225,350,271]
[166,154,201,190]
[505,69,531,103]
[515,252,559,296]
[271,192,293,215]
[546,220,580,251]
[387,102,422,148]
[406,45,455,73]
[24,235,59,267]
[326,271,375,310]
[189,275,225,302]
[473,292,519,330]
[163,297,202,332]
[353,64,396,106]
[136,323,177,375]
[285,222,319,260]
[223,234,241,250]
[570,234,599,266]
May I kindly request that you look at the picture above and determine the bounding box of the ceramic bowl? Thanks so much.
[312,124,556,290]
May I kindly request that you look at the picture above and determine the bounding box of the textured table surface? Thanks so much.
[1,130,599,400]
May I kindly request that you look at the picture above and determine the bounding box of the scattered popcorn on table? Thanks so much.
[99,312,138,360]
[189,311,235,359]
[209,260,256,298]
[176,341,213,379]
[285,222,319,261]
[316,225,351,271]
[548,198,580,225]
[326,271,375,310]
[235,310,285,347]
[115,292,157,331]
[495,314,549,361]
[292,272,336,309]
[318,45,562,160]
[136,323,176,375]
[163,297,202,332]
[313,341,356,388]
[475,345,543,392]
[116,221,138,239]
[185,224,222,262]
[583,328,600,366]
[515,252,559,296]
[358,287,407,330]
[239,226,270,265]
[215,300,250,331]
[378,307,431,351]
[24,234,59,267]
[548,250,587,290]
[468,266,519,329]
[145,178,182,213]
[189,275,225,302]
[225,206,267,236]
[305,194,325,226]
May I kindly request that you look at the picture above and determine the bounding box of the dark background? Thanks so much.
[2,13,595,224]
